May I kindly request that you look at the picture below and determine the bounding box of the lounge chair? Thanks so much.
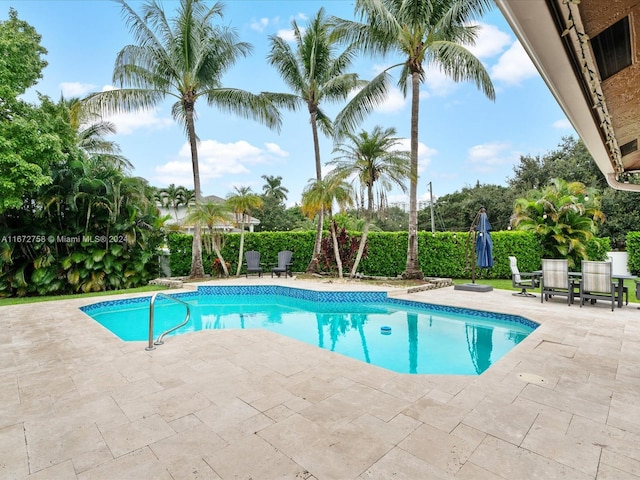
[541,258,575,305]
[508,256,539,297]
[244,250,263,278]
[579,260,615,311]
[271,250,293,278]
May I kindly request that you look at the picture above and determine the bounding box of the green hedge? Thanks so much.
[168,230,615,279]
[167,231,315,276]
[627,232,640,274]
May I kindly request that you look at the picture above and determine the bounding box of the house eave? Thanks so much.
[495,0,640,191]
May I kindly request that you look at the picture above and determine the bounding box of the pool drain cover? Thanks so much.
[517,373,547,385]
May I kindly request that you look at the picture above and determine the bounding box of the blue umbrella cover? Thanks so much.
[476,211,493,268]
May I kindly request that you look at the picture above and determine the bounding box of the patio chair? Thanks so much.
[540,258,575,306]
[508,256,539,297]
[244,250,263,278]
[579,260,615,311]
[271,250,293,278]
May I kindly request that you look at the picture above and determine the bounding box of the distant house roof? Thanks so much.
[495,0,640,190]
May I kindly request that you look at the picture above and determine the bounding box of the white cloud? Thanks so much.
[60,82,96,97]
[397,138,437,174]
[265,142,289,156]
[88,85,174,134]
[154,140,290,187]
[377,86,407,113]
[250,17,269,32]
[153,161,194,187]
[466,23,512,59]
[371,63,390,75]
[278,27,304,41]
[490,41,538,86]
[424,67,459,97]
[466,142,519,172]
[552,118,573,129]
[105,109,173,135]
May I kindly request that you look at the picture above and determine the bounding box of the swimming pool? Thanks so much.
[81,286,538,375]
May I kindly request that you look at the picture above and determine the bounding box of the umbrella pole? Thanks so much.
[469,209,481,284]
[454,207,493,293]
[471,231,477,284]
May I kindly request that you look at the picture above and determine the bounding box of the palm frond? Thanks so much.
[205,88,282,132]
[427,40,495,100]
[259,92,304,112]
[333,70,394,140]
[84,87,166,116]
[267,34,307,95]
[314,108,334,138]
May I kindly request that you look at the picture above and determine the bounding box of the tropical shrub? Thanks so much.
[626,232,640,275]
[511,178,605,268]
[318,226,364,275]
[0,98,165,297]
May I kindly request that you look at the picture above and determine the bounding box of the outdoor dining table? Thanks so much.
[533,270,637,308]
[569,271,636,309]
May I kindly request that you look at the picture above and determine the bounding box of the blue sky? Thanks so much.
[7,0,576,207]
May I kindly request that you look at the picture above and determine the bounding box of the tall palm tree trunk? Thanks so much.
[236,215,246,276]
[186,106,205,278]
[307,110,324,273]
[403,71,423,279]
[210,230,229,277]
[330,218,344,279]
[350,184,373,278]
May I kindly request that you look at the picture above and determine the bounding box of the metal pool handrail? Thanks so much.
[146,292,191,351]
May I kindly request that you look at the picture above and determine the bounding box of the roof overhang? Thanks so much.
[495,0,640,191]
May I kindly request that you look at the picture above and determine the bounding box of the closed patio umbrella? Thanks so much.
[454,207,494,292]
[475,208,493,269]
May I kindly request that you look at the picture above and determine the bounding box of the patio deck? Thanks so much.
[1,277,640,479]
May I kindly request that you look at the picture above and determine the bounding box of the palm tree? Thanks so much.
[512,178,604,269]
[226,186,263,276]
[156,184,188,222]
[85,0,284,278]
[333,0,495,278]
[301,175,353,278]
[267,7,364,273]
[261,174,289,203]
[184,200,231,276]
[65,97,133,171]
[329,125,411,277]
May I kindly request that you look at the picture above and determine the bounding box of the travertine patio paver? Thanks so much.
[2,277,640,479]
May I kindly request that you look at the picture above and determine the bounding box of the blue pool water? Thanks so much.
[81,286,537,375]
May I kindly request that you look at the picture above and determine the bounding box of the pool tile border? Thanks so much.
[80,285,538,330]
